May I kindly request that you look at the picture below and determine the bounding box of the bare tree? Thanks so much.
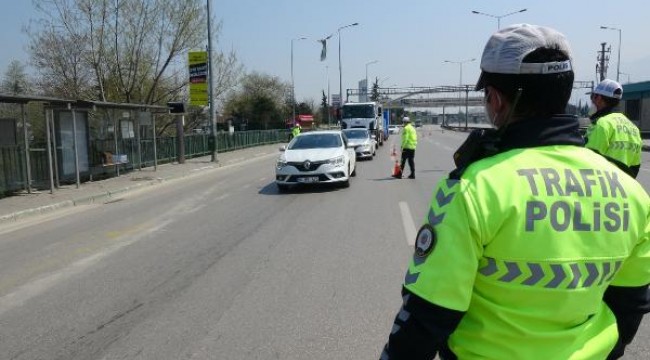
[27,0,239,107]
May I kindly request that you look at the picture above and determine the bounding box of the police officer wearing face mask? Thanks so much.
[380,24,650,360]
[585,79,642,178]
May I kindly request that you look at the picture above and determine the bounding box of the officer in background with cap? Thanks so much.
[380,24,650,360]
[586,79,642,178]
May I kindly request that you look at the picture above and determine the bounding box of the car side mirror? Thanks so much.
[279,145,286,152]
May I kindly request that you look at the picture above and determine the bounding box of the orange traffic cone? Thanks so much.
[392,160,402,178]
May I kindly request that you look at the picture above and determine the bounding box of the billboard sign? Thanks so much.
[189,51,208,106]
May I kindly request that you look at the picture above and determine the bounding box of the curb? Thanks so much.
[0,200,75,223]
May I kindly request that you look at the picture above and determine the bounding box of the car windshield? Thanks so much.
[342,130,368,139]
[288,134,342,149]
[342,104,374,118]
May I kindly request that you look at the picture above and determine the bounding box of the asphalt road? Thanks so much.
[0,125,649,359]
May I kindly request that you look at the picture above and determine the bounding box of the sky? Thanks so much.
[2,0,650,108]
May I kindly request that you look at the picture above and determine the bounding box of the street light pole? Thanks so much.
[619,71,631,84]
[365,60,378,101]
[444,58,476,86]
[338,22,359,106]
[444,58,476,129]
[471,8,527,29]
[291,37,306,124]
[600,26,622,82]
[207,0,218,162]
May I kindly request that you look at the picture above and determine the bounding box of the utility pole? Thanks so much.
[597,42,611,82]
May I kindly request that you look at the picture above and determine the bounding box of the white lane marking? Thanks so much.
[399,202,418,246]
[259,177,267,182]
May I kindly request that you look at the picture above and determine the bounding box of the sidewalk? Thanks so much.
[0,144,283,225]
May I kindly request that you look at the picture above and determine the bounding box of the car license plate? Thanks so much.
[298,176,319,183]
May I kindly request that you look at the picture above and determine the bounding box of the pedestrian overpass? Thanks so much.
[346,81,595,109]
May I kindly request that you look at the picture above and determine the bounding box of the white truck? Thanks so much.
[340,101,385,146]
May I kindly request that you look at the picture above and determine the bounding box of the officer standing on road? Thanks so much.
[290,122,301,140]
[399,116,417,179]
[586,79,642,178]
[380,24,650,359]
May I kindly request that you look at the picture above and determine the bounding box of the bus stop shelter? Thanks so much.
[0,93,168,196]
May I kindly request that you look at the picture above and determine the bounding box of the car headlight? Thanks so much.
[276,158,288,170]
[327,155,345,167]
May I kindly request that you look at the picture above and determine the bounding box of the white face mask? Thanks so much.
[484,91,501,127]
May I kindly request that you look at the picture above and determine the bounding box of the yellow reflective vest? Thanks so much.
[401,123,417,150]
[405,144,650,359]
[585,112,642,174]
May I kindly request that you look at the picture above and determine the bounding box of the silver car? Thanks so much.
[275,131,357,191]
[342,129,376,160]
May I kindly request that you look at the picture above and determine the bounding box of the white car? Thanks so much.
[388,125,401,134]
[275,131,356,191]
[342,128,376,160]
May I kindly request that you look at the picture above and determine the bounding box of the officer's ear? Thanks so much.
[486,86,505,113]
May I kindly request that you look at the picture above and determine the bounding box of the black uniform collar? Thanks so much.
[498,115,585,152]
[589,106,617,122]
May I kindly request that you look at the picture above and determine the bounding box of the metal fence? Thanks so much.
[0,129,290,197]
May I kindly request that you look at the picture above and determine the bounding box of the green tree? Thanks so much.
[370,77,381,102]
[2,60,32,94]
[223,72,290,130]
[320,90,328,125]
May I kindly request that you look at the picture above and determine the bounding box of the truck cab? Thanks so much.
[340,102,385,146]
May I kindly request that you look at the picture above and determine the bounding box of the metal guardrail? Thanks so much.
[0,129,290,197]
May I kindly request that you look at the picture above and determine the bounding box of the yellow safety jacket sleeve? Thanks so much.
[404,177,481,311]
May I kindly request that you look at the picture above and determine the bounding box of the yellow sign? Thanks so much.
[189,51,208,106]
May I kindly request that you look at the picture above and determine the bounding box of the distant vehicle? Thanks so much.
[275,130,356,191]
[414,120,423,128]
[342,128,376,160]
[388,125,400,134]
[340,101,385,146]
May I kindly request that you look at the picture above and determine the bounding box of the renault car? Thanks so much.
[275,131,356,191]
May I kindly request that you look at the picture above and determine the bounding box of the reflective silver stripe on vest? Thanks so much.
[478,257,623,289]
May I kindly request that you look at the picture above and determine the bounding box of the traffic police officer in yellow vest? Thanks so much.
[291,122,301,139]
[586,79,642,178]
[400,116,418,179]
[380,24,650,360]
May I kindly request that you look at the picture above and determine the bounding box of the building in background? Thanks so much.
[621,81,650,136]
